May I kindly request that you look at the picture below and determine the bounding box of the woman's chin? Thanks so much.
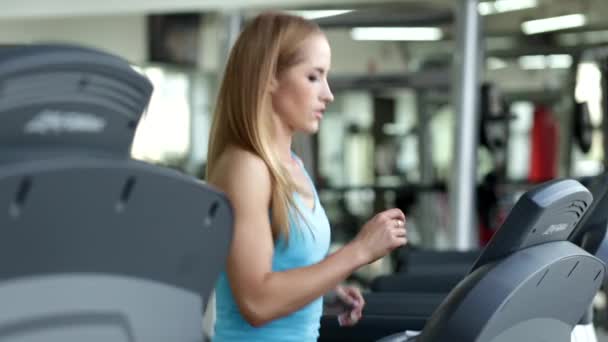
[292,120,320,134]
[303,123,320,134]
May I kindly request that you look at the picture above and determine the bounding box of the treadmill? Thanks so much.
[0,45,233,342]
[386,176,602,290]
[363,172,608,341]
[320,179,605,341]
[372,173,608,294]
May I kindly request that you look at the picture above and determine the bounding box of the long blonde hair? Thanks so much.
[206,12,322,242]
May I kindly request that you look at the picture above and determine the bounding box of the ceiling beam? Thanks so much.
[0,0,444,20]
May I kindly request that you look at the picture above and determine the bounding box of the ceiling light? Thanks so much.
[289,10,353,20]
[478,0,537,16]
[487,57,508,70]
[518,54,572,69]
[558,30,608,46]
[522,14,586,35]
[351,27,443,41]
[546,54,573,68]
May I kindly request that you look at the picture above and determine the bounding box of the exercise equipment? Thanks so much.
[573,100,593,154]
[0,44,233,342]
[320,179,605,341]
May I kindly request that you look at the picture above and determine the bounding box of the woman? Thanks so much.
[206,11,407,342]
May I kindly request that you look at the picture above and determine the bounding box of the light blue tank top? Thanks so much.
[213,155,331,342]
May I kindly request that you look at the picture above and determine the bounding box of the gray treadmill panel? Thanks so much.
[0,156,233,296]
[0,98,140,160]
[471,179,592,272]
[0,44,153,158]
[0,275,204,342]
[477,255,601,342]
[569,173,608,255]
[0,157,232,342]
[0,43,229,342]
[417,242,604,342]
[0,45,150,101]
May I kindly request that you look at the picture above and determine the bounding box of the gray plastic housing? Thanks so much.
[0,157,233,341]
[0,44,153,159]
[414,179,604,342]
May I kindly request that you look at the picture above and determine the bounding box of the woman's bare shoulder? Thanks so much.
[208,146,271,196]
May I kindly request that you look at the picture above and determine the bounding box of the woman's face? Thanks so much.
[271,34,334,134]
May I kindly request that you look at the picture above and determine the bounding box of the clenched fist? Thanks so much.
[351,208,407,264]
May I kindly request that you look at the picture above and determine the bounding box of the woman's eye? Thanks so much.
[308,75,319,82]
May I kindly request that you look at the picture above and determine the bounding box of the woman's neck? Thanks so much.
[275,131,294,165]
[271,114,295,165]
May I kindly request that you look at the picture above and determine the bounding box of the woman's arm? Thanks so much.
[210,148,405,327]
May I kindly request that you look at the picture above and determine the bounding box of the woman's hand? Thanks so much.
[335,285,365,326]
[352,208,407,264]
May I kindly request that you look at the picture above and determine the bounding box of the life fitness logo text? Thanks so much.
[543,223,568,236]
[24,110,106,135]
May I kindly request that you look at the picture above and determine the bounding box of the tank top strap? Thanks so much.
[290,152,319,202]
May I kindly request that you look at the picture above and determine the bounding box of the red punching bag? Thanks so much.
[529,105,559,182]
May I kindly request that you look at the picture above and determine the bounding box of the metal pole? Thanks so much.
[449,0,482,250]
[416,90,436,247]
[560,54,580,178]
